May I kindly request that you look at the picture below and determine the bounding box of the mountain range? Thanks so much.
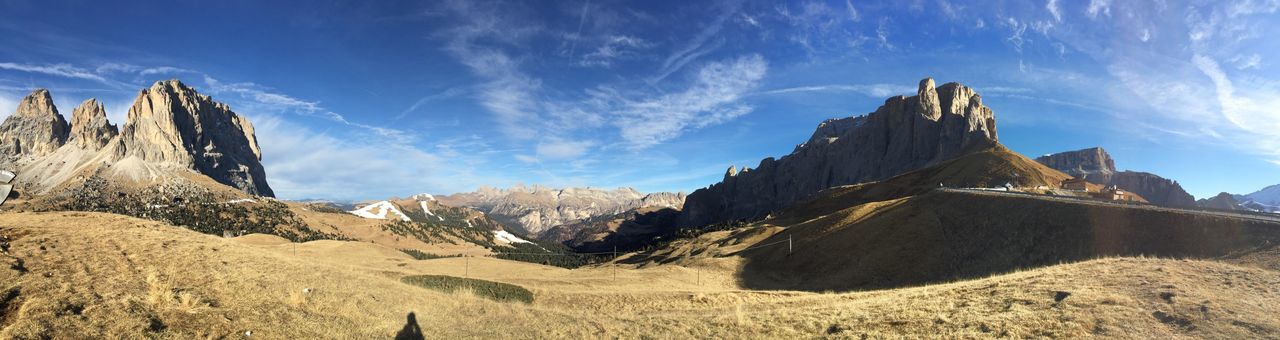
[436,184,685,238]
[0,80,271,198]
[678,78,999,227]
[1034,147,1196,207]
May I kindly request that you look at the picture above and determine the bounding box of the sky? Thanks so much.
[0,0,1278,201]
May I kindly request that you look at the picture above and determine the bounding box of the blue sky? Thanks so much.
[1,0,1278,200]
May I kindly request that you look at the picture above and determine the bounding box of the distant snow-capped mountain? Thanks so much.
[1237,184,1280,213]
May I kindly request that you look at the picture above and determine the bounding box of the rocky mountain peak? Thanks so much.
[0,89,70,157]
[437,186,687,236]
[1036,147,1194,207]
[68,98,118,150]
[1,81,272,197]
[116,79,272,196]
[1034,147,1116,177]
[678,77,1000,228]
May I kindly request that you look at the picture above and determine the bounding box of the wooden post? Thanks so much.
[788,234,792,255]
[613,246,618,280]
[464,256,469,278]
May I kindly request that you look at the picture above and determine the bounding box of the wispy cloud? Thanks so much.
[1047,0,1062,22]
[397,86,467,119]
[1086,0,1111,18]
[252,115,463,200]
[579,35,653,67]
[606,54,767,149]
[565,0,592,56]
[1192,54,1280,162]
[0,62,110,84]
[651,4,736,84]
[202,75,415,144]
[759,83,913,98]
[536,139,596,160]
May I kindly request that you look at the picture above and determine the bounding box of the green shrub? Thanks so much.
[399,248,459,260]
[400,275,533,304]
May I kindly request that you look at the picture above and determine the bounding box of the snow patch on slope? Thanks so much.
[493,230,532,244]
[349,201,410,221]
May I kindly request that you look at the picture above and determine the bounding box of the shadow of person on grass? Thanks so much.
[394,312,424,340]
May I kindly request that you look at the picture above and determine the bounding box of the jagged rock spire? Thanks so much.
[116,79,273,196]
[68,98,118,150]
[0,89,69,157]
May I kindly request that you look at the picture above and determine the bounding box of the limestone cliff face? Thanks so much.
[677,78,998,228]
[0,80,273,197]
[1034,147,1114,179]
[437,185,686,236]
[1034,147,1195,207]
[0,89,70,157]
[114,80,272,196]
[68,99,118,150]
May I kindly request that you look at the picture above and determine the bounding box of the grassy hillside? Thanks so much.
[740,190,1280,291]
[0,211,1277,338]
[766,144,1073,227]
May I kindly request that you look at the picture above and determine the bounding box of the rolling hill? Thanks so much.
[1,211,1277,338]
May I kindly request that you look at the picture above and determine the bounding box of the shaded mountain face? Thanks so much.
[1034,147,1195,207]
[1198,192,1245,210]
[0,80,273,197]
[1202,185,1280,213]
[678,77,999,228]
[436,185,686,236]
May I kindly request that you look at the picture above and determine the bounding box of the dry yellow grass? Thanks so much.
[1,211,1278,338]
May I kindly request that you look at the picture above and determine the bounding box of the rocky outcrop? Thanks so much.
[1034,147,1114,180]
[1193,186,1280,213]
[436,185,686,236]
[1108,171,1196,207]
[113,80,272,196]
[0,89,69,158]
[1198,192,1245,210]
[67,99,118,150]
[1035,147,1195,207]
[0,80,273,197]
[677,77,999,228]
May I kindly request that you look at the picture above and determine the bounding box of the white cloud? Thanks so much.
[95,63,195,77]
[1086,0,1111,18]
[251,115,447,200]
[201,75,414,144]
[1047,0,1062,22]
[1193,54,1280,159]
[1004,18,1028,52]
[1231,53,1262,70]
[0,63,109,83]
[580,35,653,67]
[536,139,596,160]
[1139,28,1151,42]
[607,54,767,150]
[0,93,15,122]
[398,87,467,119]
[760,84,913,98]
[844,0,860,22]
[652,7,733,84]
